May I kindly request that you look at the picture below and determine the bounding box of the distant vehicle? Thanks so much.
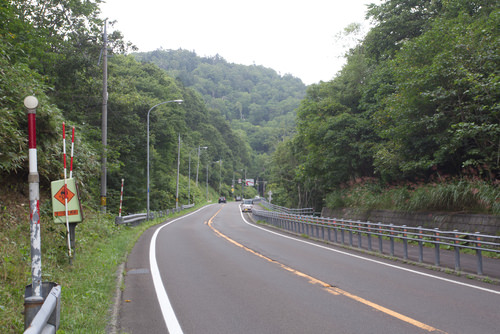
[218,196,226,203]
[241,199,253,212]
[235,196,242,201]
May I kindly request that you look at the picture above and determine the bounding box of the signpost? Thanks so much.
[51,179,83,223]
[51,178,83,258]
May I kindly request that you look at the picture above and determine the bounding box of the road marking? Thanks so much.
[150,205,212,334]
[240,210,500,296]
[208,209,447,333]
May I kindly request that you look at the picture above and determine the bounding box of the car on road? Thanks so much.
[218,196,226,203]
[235,196,242,201]
[241,199,253,212]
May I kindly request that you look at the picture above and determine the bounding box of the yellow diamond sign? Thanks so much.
[51,178,83,223]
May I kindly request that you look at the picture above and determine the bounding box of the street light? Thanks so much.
[195,145,208,187]
[206,160,220,202]
[188,147,197,205]
[147,99,183,220]
[218,159,222,195]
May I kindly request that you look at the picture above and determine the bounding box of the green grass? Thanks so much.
[0,201,203,333]
[325,177,500,215]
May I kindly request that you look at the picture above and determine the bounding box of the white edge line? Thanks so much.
[150,205,213,334]
[240,210,500,295]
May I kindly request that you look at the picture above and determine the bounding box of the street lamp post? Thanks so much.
[188,148,197,205]
[195,145,207,187]
[147,99,183,220]
[175,133,181,210]
[206,160,219,202]
[219,159,222,195]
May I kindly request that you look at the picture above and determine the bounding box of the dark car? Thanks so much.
[218,196,226,203]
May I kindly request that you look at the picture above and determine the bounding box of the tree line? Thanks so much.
[0,0,253,214]
[1,0,498,215]
[267,0,499,211]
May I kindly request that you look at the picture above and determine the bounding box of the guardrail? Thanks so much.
[24,283,61,334]
[252,209,500,276]
[115,203,196,225]
[259,200,314,216]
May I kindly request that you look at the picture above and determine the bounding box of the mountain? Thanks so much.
[133,49,307,154]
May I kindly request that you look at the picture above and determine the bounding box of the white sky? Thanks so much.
[100,0,376,85]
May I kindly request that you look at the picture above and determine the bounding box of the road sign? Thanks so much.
[53,185,75,205]
[51,178,83,223]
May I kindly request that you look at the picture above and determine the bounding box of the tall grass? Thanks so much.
[326,178,499,215]
[0,194,201,333]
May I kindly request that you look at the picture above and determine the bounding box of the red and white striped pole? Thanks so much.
[62,123,72,259]
[25,96,42,298]
[63,122,67,179]
[70,126,75,179]
[119,178,124,217]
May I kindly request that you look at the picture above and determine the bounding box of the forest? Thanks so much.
[1,0,499,216]
[0,0,284,214]
[268,0,499,213]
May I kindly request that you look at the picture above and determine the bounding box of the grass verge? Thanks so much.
[1,195,203,333]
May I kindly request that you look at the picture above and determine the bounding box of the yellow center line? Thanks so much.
[207,210,448,334]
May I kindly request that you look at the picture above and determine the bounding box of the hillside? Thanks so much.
[134,49,307,154]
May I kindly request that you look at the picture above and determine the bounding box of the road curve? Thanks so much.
[118,202,500,334]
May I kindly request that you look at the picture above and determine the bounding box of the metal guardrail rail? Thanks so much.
[252,208,500,276]
[24,284,61,334]
[115,203,195,225]
[259,200,314,216]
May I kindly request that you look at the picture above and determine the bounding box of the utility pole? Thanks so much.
[176,134,181,209]
[100,19,108,213]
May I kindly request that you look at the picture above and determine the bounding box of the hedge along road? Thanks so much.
[117,202,500,334]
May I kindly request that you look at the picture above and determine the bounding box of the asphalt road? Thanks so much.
[117,202,500,334]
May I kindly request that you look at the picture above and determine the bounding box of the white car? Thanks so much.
[241,199,253,212]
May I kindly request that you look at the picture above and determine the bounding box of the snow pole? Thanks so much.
[62,123,72,260]
[70,126,75,179]
[119,178,124,217]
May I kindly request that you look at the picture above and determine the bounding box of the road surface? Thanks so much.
[117,202,500,333]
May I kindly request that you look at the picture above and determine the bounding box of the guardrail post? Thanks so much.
[454,230,461,272]
[333,220,338,243]
[390,224,395,256]
[357,221,362,249]
[434,228,441,266]
[340,221,345,245]
[321,221,325,240]
[367,222,372,251]
[349,221,353,247]
[378,223,383,253]
[403,225,408,260]
[327,220,332,242]
[475,232,483,275]
[418,226,424,263]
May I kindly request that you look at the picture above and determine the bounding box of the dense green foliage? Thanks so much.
[268,0,499,211]
[134,50,306,188]
[134,49,306,127]
[0,0,253,214]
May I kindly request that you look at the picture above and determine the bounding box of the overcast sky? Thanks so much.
[100,0,376,85]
